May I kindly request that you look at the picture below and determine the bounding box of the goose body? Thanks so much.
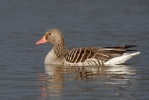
[36,28,140,66]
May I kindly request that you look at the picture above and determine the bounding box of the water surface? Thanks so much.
[0,0,149,100]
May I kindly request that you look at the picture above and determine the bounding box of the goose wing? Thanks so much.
[64,45,137,63]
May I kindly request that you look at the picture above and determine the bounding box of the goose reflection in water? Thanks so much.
[37,64,138,100]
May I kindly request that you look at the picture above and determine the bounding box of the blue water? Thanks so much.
[0,0,149,100]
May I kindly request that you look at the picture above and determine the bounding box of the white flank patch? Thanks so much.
[105,52,140,65]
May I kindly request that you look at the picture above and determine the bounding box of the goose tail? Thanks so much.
[105,52,140,65]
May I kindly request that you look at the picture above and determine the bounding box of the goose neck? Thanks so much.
[53,40,66,57]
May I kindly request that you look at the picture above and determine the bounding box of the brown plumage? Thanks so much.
[64,45,136,63]
[36,28,140,66]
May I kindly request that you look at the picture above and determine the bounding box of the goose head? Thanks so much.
[36,28,65,45]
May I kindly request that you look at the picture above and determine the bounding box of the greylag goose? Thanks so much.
[36,28,140,66]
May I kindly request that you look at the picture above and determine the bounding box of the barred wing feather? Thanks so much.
[64,45,131,64]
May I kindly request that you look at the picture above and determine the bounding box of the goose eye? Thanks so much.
[48,33,51,35]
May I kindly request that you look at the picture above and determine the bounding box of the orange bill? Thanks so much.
[36,35,47,45]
